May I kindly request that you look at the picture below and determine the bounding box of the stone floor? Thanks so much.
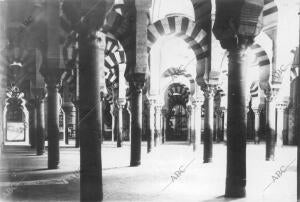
[0,142,297,202]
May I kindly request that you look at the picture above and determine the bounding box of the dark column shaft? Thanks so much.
[298,9,300,200]
[253,109,260,144]
[204,91,214,163]
[194,102,202,151]
[265,96,276,161]
[130,82,143,166]
[147,100,155,153]
[117,104,124,147]
[79,32,103,201]
[75,66,80,148]
[225,48,247,197]
[47,84,60,169]
[36,98,45,155]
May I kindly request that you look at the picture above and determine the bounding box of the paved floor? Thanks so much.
[0,142,297,202]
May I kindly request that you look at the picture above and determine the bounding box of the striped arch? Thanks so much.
[161,67,195,95]
[290,47,299,82]
[250,81,259,98]
[262,0,278,33]
[167,83,191,107]
[104,36,126,88]
[290,67,299,82]
[249,43,271,91]
[147,16,208,61]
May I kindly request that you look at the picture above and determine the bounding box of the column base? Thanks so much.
[225,178,246,198]
[266,155,275,161]
[48,165,59,170]
[203,158,212,163]
[130,160,141,167]
[36,151,45,156]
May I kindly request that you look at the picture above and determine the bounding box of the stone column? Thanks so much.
[78,0,107,200]
[130,82,144,166]
[147,99,155,153]
[27,100,37,148]
[110,103,116,142]
[276,103,287,146]
[99,92,105,143]
[126,100,131,142]
[161,108,167,144]
[186,105,192,144]
[193,99,203,152]
[203,87,215,163]
[78,30,105,201]
[74,65,80,148]
[213,1,263,197]
[41,68,64,169]
[117,99,126,147]
[154,105,162,146]
[215,107,223,142]
[223,109,227,142]
[129,0,151,166]
[265,91,277,161]
[225,41,250,197]
[33,89,46,156]
[252,108,261,144]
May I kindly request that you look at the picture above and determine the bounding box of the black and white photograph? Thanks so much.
[0,0,299,201]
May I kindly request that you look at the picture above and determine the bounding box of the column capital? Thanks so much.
[192,98,204,108]
[129,81,144,95]
[40,68,65,88]
[161,108,168,116]
[32,88,46,101]
[214,106,223,117]
[203,85,216,99]
[276,103,288,110]
[117,98,126,107]
[147,98,156,106]
[252,108,262,115]
[86,31,105,49]
[265,88,279,102]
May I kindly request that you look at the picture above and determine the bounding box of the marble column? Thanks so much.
[78,30,104,201]
[78,1,107,200]
[99,92,105,144]
[74,65,80,148]
[203,87,215,163]
[130,82,144,166]
[276,103,287,146]
[215,108,223,142]
[27,100,37,148]
[110,103,116,143]
[161,108,167,144]
[41,68,64,169]
[147,99,155,153]
[225,41,249,197]
[223,109,227,142]
[265,91,277,161]
[130,0,151,166]
[154,105,162,146]
[117,99,126,147]
[252,108,261,144]
[34,89,46,156]
[193,100,203,152]
[126,100,131,142]
[186,105,192,144]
